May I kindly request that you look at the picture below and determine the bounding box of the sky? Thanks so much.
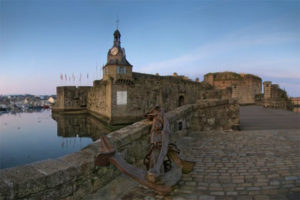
[0,0,299,96]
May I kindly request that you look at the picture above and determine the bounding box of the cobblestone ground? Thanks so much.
[120,129,300,200]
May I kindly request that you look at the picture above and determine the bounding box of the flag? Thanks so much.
[60,74,63,81]
[65,74,67,81]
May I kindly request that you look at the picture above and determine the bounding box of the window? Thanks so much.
[117,66,126,74]
[104,67,108,74]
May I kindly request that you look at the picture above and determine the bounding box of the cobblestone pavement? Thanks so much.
[118,129,300,200]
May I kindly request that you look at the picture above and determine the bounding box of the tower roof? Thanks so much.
[114,29,121,38]
[105,29,132,66]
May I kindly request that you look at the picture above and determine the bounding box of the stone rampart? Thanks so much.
[204,72,262,105]
[166,99,239,134]
[108,72,231,124]
[53,86,92,112]
[263,81,293,110]
[54,71,233,125]
[87,80,112,123]
[0,99,239,200]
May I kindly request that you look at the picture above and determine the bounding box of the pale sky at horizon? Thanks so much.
[1,0,300,96]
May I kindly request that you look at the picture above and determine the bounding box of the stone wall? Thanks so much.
[204,72,262,105]
[109,72,229,124]
[200,88,232,100]
[87,80,112,122]
[166,99,240,134]
[263,81,293,110]
[53,72,232,125]
[53,86,91,111]
[0,99,239,200]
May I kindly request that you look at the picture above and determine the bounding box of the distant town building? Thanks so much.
[48,97,55,104]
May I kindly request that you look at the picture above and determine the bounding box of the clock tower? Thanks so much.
[102,29,133,81]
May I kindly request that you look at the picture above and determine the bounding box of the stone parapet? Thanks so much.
[263,99,293,111]
[166,99,239,133]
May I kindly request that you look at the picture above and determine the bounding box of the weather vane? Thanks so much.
[116,14,119,29]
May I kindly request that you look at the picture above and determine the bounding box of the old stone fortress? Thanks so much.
[53,29,291,125]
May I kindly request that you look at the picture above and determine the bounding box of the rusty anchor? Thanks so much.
[95,106,194,194]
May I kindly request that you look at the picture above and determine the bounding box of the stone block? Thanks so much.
[32,159,78,188]
[73,179,93,200]
[0,165,46,198]
[34,183,73,200]
[59,151,94,177]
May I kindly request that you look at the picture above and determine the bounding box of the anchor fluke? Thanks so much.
[95,136,116,166]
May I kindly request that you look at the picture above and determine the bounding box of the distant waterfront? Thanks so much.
[293,107,300,113]
[0,110,110,169]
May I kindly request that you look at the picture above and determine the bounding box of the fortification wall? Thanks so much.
[53,86,91,111]
[204,72,262,105]
[263,81,293,110]
[166,99,240,133]
[0,99,239,200]
[201,88,232,100]
[53,73,231,125]
[87,80,112,122]
[109,72,230,124]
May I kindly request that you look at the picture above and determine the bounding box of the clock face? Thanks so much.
[110,47,118,55]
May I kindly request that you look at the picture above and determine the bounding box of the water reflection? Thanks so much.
[0,110,112,169]
[52,113,111,141]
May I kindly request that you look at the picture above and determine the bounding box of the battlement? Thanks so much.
[204,71,261,82]
[132,72,211,87]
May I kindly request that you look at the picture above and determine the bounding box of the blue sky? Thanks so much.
[0,0,299,96]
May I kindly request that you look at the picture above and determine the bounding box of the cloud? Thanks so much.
[138,15,300,76]
[139,31,300,75]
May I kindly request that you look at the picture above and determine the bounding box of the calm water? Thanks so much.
[0,110,111,169]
